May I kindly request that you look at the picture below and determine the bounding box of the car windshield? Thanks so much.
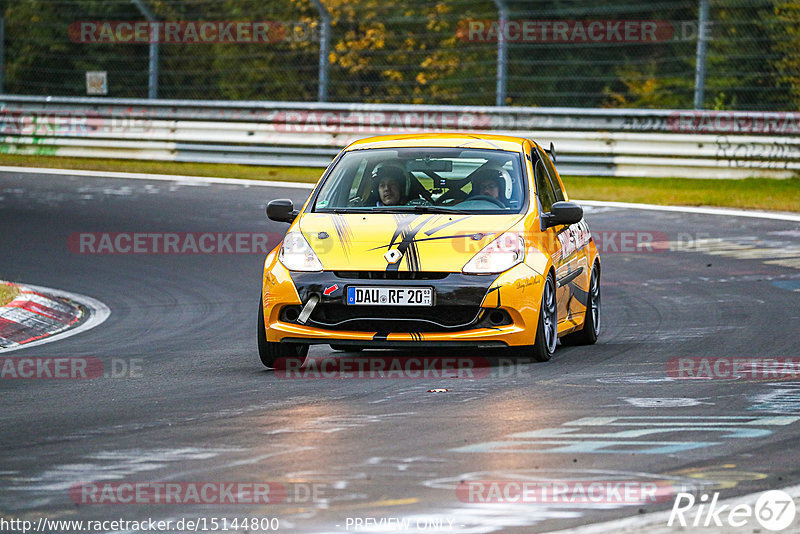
[312,147,526,213]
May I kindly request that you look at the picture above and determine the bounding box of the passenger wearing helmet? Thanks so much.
[373,166,408,206]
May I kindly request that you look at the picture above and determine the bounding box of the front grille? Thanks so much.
[334,271,449,280]
[281,303,512,333]
[281,303,493,332]
[315,304,477,326]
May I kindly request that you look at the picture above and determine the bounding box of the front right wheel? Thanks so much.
[258,298,308,369]
[561,262,600,346]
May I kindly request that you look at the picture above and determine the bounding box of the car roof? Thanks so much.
[344,133,532,153]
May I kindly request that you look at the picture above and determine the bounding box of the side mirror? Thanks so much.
[542,201,583,229]
[547,142,557,163]
[266,199,299,223]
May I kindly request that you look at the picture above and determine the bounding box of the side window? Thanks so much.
[537,148,565,202]
[534,157,557,214]
[348,159,369,199]
[315,157,364,209]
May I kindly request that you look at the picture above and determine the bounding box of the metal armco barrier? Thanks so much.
[2,95,799,179]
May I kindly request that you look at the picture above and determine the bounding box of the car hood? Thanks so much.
[298,212,523,272]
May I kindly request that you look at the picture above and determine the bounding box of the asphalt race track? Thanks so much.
[2,170,800,533]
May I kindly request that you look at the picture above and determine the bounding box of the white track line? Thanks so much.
[576,199,800,223]
[3,164,799,221]
[0,284,110,353]
[0,165,315,190]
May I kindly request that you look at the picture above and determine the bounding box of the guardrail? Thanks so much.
[2,95,799,179]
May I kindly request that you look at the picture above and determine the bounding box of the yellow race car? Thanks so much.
[259,133,600,367]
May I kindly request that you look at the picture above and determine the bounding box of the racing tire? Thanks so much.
[511,272,557,362]
[330,345,364,352]
[560,262,600,346]
[258,299,308,369]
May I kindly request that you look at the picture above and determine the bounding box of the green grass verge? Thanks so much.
[0,282,20,307]
[2,154,800,212]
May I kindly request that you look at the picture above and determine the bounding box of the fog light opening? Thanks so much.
[284,307,300,322]
[489,310,506,325]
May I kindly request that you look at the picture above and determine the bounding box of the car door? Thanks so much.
[530,147,569,323]
[535,148,588,322]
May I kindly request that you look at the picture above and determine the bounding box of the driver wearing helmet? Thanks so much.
[471,168,508,205]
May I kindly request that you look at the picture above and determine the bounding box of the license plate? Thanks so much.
[346,286,433,306]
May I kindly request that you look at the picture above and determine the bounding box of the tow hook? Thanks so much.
[297,294,320,324]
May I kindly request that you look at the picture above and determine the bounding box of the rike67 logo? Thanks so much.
[669,490,797,531]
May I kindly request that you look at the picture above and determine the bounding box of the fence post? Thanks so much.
[310,0,330,102]
[492,0,508,106]
[0,16,4,94]
[131,0,158,99]
[693,0,710,110]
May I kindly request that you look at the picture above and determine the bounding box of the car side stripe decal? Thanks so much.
[366,231,494,252]
[424,216,472,236]
[486,283,502,307]
[331,215,353,260]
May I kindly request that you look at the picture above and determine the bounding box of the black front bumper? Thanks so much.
[285,271,510,333]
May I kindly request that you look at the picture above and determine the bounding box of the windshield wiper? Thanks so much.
[316,208,374,214]
[316,206,474,215]
[375,206,473,214]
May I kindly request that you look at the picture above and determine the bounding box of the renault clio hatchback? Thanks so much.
[259,133,600,367]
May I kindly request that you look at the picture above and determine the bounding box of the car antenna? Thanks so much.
[546,142,557,163]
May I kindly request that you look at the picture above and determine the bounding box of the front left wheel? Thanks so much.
[258,299,308,369]
[510,272,557,362]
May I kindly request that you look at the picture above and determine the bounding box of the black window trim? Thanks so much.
[533,146,563,203]
[308,146,529,215]
[531,147,556,213]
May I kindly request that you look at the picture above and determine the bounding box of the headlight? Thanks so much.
[279,231,323,272]
[462,232,524,274]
